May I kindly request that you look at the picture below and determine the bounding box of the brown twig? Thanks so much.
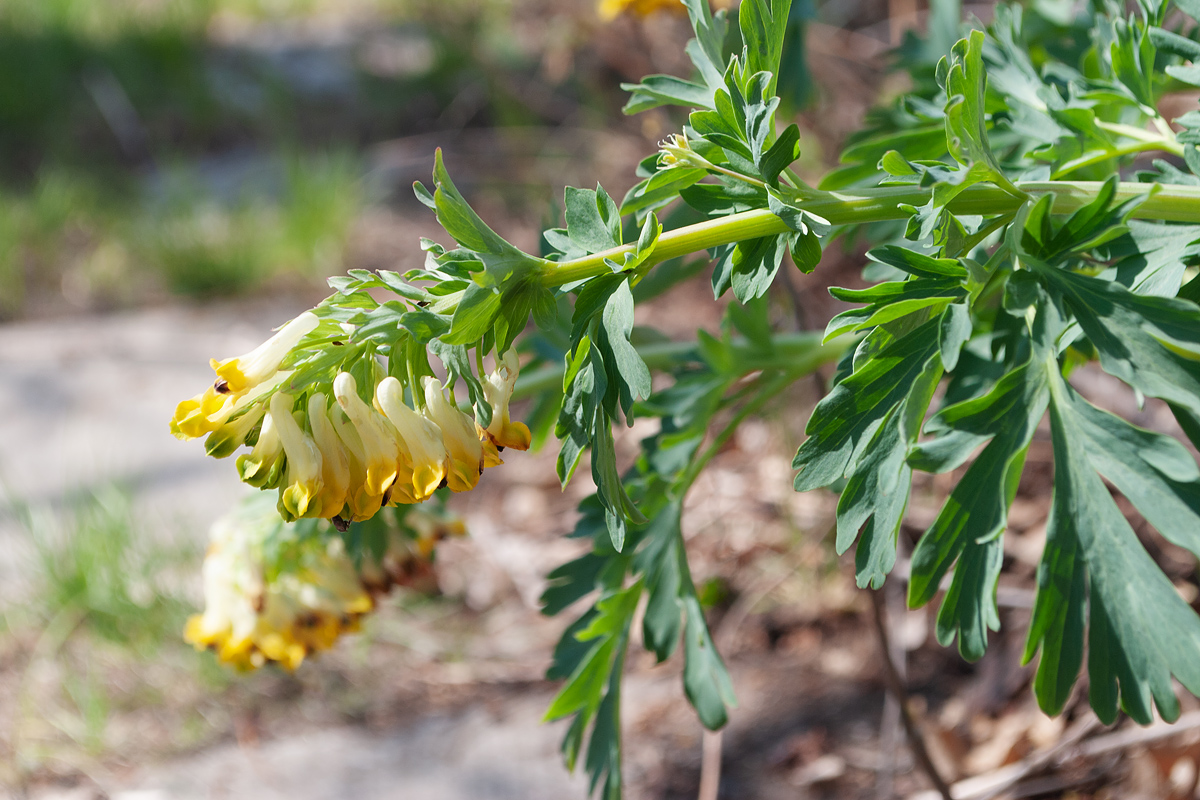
[698,728,724,800]
[876,580,907,800]
[870,587,954,800]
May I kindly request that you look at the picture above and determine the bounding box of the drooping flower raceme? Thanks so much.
[185,495,465,671]
[170,307,532,528]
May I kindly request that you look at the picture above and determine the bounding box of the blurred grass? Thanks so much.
[4,489,212,784]
[0,0,591,317]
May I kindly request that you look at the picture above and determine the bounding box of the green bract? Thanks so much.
[207,0,1200,794]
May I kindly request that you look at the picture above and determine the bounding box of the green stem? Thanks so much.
[1051,139,1184,179]
[540,180,1200,288]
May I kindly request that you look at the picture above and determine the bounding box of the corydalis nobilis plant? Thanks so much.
[173,0,1200,793]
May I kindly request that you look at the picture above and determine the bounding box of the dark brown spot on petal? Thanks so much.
[214,379,231,394]
[438,476,449,489]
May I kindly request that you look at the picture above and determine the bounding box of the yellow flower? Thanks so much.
[423,376,484,493]
[376,377,447,503]
[330,409,385,521]
[171,386,235,440]
[598,0,685,20]
[307,393,351,520]
[236,410,285,489]
[211,311,319,395]
[184,496,375,672]
[481,349,532,453]
[270,392,324,522]
[334,372,399,502]
[170,369,292,441]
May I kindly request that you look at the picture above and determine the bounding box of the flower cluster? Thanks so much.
[170,310,531,527]
[185,496,466,671]
[597,0,686,20]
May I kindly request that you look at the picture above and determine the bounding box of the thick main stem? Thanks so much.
[540,181,1200,288]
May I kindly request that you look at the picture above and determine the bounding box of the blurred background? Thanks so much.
[6,1,1194,799]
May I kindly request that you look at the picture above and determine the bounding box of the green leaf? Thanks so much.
[1037,372,1200,724]
[1062,391,1200,560]
[907,359,1050,660]
[1022,493,1087,716]
[429,340,492,428]
[681,0,731,90]
[567,185,623,255]
[794,318,942,491]
[592,409,647,551]
[835,406,910,588]
[1095,220,1200,296]
[1109,17,1157,108]
[1034,263,1200,417]
[638,502,685,662]
[680,181,767,215]
[599,281,653,416]
[759,123,801,185]
[825,278,967,340]
[397,309,451,344]
[682,594,736,729]
[739,0,792,97]
[621,167,707,219]
[868,246,968,280]
[1149,26,1200,61]
[556,341,606,485]
[545,581,641,721]
[789,227,822,273]
[938,302,972,371]
[621,75,715,114]
[940,30,1022,199]
[444,283,502,345]
[430,150,507,254]
[712,235,787,303]
[430,150,537,283]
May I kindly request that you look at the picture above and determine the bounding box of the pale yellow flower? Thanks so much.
[481,349,532,453]
[307,393,351,520]
[334,372,399,502]
[422,376,484,493]
[211,312,318,395]
[184,496,375,672]
[270,392,325,522]
[375,376,447,503]
[170,369,292,441]
[329,409,383,522]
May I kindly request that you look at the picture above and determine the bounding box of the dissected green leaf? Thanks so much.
[1036,373,1200,724]
[795,318,942,491]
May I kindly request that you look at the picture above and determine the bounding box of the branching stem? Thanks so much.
[540,181,1200,288]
